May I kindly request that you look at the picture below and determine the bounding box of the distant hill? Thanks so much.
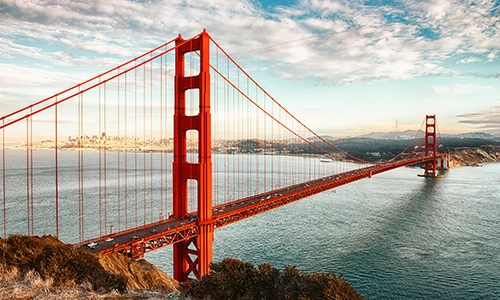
[358,130,498,140]
[307,135,337,141]
[308,136,500,162]
[358,130,422,140]
[442,131,498,139]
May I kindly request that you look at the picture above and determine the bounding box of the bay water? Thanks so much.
[147,163,500,299]
[2,149,499,299]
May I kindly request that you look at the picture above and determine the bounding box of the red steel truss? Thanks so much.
[87,155,444,267]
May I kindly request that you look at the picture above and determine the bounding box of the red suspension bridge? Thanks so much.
[0,30,447,282]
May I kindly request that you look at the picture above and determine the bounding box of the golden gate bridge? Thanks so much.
[0,30,447,282]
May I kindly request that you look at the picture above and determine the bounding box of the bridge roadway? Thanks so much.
[77,154,441,258]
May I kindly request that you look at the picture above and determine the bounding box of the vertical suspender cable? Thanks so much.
[248,77,251,195]
[99,80,102,236]
[125,71,128,229]
[271,98,274,191]
[77,92,82,242]
[55,98,59,238]
[237,68,241,200]
[295,120,298,183]
[231,61,235,200]
[286,113,289,186]
[104,83,107,234]
[255,85,259,194]
[143,64,146,225]
[29,111,34,236]
[263,94,266,192]
[226,55,230,202]
[150,57,153,222]
[231,71,235,199]
[117,70,121,231]
[308,127,311,180]
[278,104,281,188]
[160,55,164,219]
[80,92,85,242]
[26,116,30,235]
[135,63,138,227]
[80,93,85,241]
[2,119,5,238]
[167,54,170,218]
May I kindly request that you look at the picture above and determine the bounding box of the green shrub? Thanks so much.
[181,258,365,300]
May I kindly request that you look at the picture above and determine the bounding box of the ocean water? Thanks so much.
[2,149,499,299]
[146,163,500,299]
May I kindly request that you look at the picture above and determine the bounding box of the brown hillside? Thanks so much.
[0,235,178,299]
[449,146,500,167]
[96,252,178,293]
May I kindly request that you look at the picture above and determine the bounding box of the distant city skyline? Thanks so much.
[1,0,500,138]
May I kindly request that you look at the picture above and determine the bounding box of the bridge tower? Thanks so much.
[173,30,213,281]
[423,115,438,177]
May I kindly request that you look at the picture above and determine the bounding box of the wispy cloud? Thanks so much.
[1,0,499,87]
[432,84,496,96]
[457,106,500,129]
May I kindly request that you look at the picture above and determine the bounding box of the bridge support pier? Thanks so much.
[436,155,450,170]
[173,30,213,282]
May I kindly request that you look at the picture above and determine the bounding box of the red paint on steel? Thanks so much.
[173,30,213,281]
[423,115,438,177]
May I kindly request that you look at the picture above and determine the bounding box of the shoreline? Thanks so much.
[448,145,500,168]
[5,143,500,168]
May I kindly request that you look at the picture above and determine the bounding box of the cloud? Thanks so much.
[0,64,90,89]
[487,51,497,61]
[432,84,496,96]
[457,106,500,129]
[455,57,481,64]
[0,0,499,88]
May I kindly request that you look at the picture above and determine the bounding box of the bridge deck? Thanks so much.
[77,155,442,258]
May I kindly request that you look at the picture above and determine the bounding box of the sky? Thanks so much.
[1,0,500,137]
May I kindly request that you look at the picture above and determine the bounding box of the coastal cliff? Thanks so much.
[448,146,500,167]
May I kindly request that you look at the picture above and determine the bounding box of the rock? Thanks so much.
[96,252,179,293]
[448,146,500,167]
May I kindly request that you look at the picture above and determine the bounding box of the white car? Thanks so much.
[88,242,97,248]
[105,238,114,242]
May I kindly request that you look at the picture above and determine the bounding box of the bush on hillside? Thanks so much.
[181,257,366,300]
[0,235,126,293]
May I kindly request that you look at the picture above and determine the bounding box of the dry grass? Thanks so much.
[0,264,181,299]
[0,235,126,293]
[0,235,180,299]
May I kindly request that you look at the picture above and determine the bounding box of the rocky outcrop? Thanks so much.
[96,252,178,293]
[448,146,500,167]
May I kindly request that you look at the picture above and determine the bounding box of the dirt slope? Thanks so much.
[96,252,178,293]
[449,146,500,167]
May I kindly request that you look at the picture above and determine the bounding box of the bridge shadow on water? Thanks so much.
[333,173,461,299]
[345,175,443,252]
